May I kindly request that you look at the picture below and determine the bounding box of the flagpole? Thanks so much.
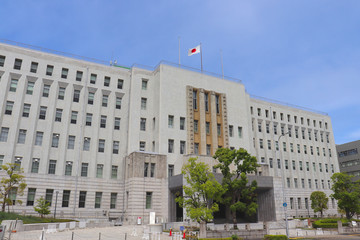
[200,43,203,72]
[178,36,181,66]
[220,49,224,79]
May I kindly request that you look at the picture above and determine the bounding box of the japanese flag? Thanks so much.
[188,45,201,56]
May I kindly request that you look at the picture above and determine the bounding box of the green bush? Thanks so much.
[0,212,75,224]
[312,218,350,228]
[198,238,232,240]
[263,235,288,240]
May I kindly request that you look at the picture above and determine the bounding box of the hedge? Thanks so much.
[312,218,350,228]
[198,238,244,240]
[263,235,288,240]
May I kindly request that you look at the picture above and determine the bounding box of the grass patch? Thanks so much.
[0,212,76,224]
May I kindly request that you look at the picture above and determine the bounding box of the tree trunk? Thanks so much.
[232,209,238,229]
[2,201,6,212]
[199,221,207,238]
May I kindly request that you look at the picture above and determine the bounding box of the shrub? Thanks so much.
[312,218,350,228]
[263,235,288,240]
[231,235,239,240]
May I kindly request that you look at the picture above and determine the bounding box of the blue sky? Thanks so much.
[1,0,359,144]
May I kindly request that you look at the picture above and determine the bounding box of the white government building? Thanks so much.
[0,41,339,223]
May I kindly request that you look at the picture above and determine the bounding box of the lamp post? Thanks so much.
[277,132,290,239]
[54,191,59,219]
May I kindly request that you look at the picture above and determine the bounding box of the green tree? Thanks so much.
[213,148,259,228]
[34,196,51,218]
[310,191,328,218]
[175,157,224,224]
[0,163,27,212]
[331,172,360,220]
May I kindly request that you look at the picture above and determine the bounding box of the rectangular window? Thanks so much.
[42,84,50,97]
[194,120,198,133]
[141,98,147,110]
[217,124,221,136]
[180,141,186,154]
[0,55,5,67]
[110,193,117,209]
[258,122,262,132]
[90,74,97,84]
[31,158,40,173]
[26,188,36,206]
[305,198,309,210]
[65,162,72,176]
[86,113,92,126]
[104,76,110,87]
[206,144,211,155]
[193,90,197,110]
[14,58,22,70]
[117,79,124,89]
[10,79,18,92]
[95,192,102,208]
[55,108,62,122]
[287,178,290,188]
[301,178,305,188]
[35,131,43,146]
[113,141,119,154]
[168,115,174,128]
[285,160,289,170]
[194,143,199,154]
[81,163,88,177]
[283,142,286,151]
[306,162,309,171]
[315,179,319,189]
[100,115,107,128]
[308,179,312,188]
[88,92,94,105]
[76,71,83,81]
[83,137,90,151]
[215,95,220,114]
[58,87,66,100]
[14,157,22,171]
[73,89,80,102]
[5,101,14,115]
[140,118,146,131]
[269,158,273,168]
[23,103,31,117]
[168,164,174,177]
[274,125,278,135]
[294,178,298,188]
[45,189,53,206]
[26,81,35,94]
[238,127,242,138]
[206,122,210,134]
[79,191,86,208]
[17,129,27,144]
[114,117,121,130]
[229,125,233,137]
[298,198,301,209]
[144,162,149,177]
[61,68,68,79]
[51,133,60,148]
[98,139,105,152]
[46,65,53,76]
[71,111,78,124]
[180,117,185,130]
[96,164,103,178]
[111,165,118,179]
[140,141,146,151]
[259,139,263,149]
[116,97,122,109]
[204,92,209,111]
[48,160,57,174]
[39,106,47,120]
[299,161,303,171]
[142,79,148,90]
[68,135,75,149]
[150,163,155,177]
[0,155,4,169]
[146,192,152,209]
[62,190,70,207]
[102,95,108,107]
[9,188,17,205]
[292,160,296,170]
[277,159,281,169]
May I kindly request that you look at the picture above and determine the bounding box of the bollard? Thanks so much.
[99,232,101,240]
[72,232,74,240]
[125,233,127,240]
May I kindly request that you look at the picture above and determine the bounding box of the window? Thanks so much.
[280,113,284,121]
[140,118,146,131]
[48,160,57,174]
[204,92,209,111]
[206,144,211,155]
[104,76,110,86]
[100,115,107,128]
[299,161,303,171]
[98,139,105,152]
[315,179,319,189]
[110,193,117,209]
[258,122,262,132]
[215,95,220,114]
[285,160,289,170]
[294,178,298,188]
[0,155,3,169]
[17,129,27,144]
[144,163,149,177]
[81,163,88,177]
[168,164,174,177]
[206,122,210,134]
[319,163,322,172]
[46,65,53,76]
[277,159,281,169]
[86,113,92,126]
[266,123,270,133]
[142,79,148,90]
[257,108,261,116]
[259,139,263,149]
[61,68,68,79]
[310,146,314,155]
[27,188,36,206]
[58,87,65,100]
[275,141,279,151]
[269,158,273,168]
[305,198,309,210]
[35,131,43,146]
[83,137,90,151]
[55,108,62,122]
[287,178,290,188]
[62,190,70,207]
[68,136,75,149]
[194,143,199,155]
[194,120,198,133]
[217,124,221,136]
[73,89,80,102]
[301,179,305,188]
[88,92,94,104]
[274,125,278,135]
[116,97,122,109]
[96,164,103,178]
[65,162,72,176]
[229,125,233,137]
[114,117,121,130]
[140,141,146,151]
[141,98,147,110]
[45,189,53,206]
[113,141,119,154]
[180,117,185,130]
[51,133,60,148]
[95,192,102,208]
[5,101,14,115]
[14,157,22,171]
[325,163,328,173]
[180,141,186,154]
[238,127,242,138]
[76,71,83,81]
[31,158,40,173]
[101,95,108,107]
[79,191,86,208]
[168,139,174,153]
[193,90,197,110]
[292,160,296,170]
[0,55,5,67]
[90,74,97,84]
[14,58,22,70]
[71,111,78,124]
[39,106,47,120]
[42,84,50,97]
[313,162,316,171]
[308,130,312,140]
[150,163,155,177]
[26,81,35,94]
[283,142,287,151]
[297,144,301,153]
[168,115,174,128]
[306,162,309,171]
[10,79,18,92]
[146,192,152,209]
[111,166,118,179]
[290,143,293,152]
[117,79,124,89]
[22,103,31,117]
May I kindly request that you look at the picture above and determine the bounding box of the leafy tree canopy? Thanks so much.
[34,196,51,218]
[310,191,328,218]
